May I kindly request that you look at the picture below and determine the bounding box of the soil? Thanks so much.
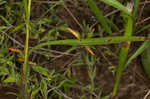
[0,86,17,99]
[1,0,150,99]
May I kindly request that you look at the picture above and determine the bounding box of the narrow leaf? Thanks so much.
[32,66,49,77]
[4,76,16,83]
[112,14,133,97]
[101,0,131,15]
[29,36,146,55]
[125,40,150,68]
[67,28,80,40]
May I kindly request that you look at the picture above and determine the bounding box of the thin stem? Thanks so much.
[22,0,32,98]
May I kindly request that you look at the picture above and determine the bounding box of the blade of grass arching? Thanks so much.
[29,36,145,55]
[125,35,150,69]
[87,0,112,35]
[112,14,133,98]
[23,0,32,99]
[101,0,131,16]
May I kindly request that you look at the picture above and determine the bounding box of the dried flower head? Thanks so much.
[126,2,134,13]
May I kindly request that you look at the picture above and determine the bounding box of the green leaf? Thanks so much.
[0,1,7,5]
[40,78,48,99]
[0,15,10,25]
[112,13,133,97]
[125,40,150,69]
[101,95,110,99]
[4,76,16,83]
[29,36,145,55]
[31,88,40,98]
[9,23,25,34]
[32,66,49,76]
[101,0,131,16]
[16,73,22,85]
[0,65,9,75]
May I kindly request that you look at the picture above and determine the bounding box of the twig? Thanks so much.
[1,31,24,48]
[144,90,150,99]
[137,0,148,27]
[63,0,84,31]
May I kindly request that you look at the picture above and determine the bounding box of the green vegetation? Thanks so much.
[0,0,150,99]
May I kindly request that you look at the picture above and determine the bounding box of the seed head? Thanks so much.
[126,2,134,13]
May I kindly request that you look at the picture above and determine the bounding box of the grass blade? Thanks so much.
[101,0,131,16]
[9,23,25,34]
[88,0,112,35]
[0,1,7,5]
[0,15,10,25]
[125,37,150,69]
[29,36,145,55]
[112,14,133,98]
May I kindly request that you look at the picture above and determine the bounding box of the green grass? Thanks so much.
[88,0,112,35]
[29,36,145,55]
[0,0,149,99]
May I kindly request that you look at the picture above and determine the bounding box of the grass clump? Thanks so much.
[0,0,150,99]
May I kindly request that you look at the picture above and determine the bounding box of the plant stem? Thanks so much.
[22,0,32,98]
[112,15,133,98]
